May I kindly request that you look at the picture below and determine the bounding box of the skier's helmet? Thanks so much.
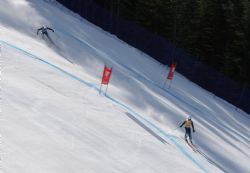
[187,115,191,120]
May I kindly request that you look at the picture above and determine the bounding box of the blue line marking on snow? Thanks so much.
[1,40,97,89]
[1,40,209,173]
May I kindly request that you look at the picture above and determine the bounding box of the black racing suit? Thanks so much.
[37,26,54,38]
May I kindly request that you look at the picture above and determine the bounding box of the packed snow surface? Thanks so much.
[1,0,249,173]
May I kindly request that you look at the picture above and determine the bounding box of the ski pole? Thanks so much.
[171,127,180,131]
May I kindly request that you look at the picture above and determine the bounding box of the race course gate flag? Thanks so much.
[167,63,177,80]
[100,65,112,94]
[163,63,177,89]
[101,65,112,85]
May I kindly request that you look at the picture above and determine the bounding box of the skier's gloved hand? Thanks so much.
[193,129,195,133]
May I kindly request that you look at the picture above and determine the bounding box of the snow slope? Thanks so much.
[1,0,249,173]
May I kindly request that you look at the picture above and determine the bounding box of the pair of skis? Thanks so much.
[183,138,226,172]
[185,139,198,152]
[184,139,224,171]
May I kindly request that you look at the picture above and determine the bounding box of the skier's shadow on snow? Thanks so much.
[45,34,55,45]
[41,34,56,48]
[125,112,169,144]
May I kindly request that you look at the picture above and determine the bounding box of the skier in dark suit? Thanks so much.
[37,25,54,39]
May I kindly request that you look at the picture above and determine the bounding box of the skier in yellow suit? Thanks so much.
[180,116,195,144]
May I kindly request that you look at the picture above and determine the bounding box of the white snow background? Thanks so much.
[0,0,249,173]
